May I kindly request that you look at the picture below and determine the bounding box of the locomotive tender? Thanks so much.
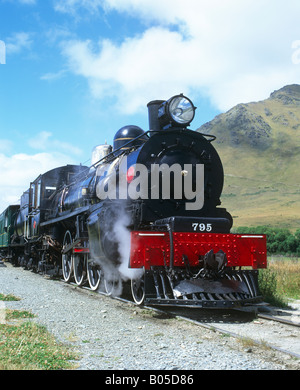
[0,94,267,308]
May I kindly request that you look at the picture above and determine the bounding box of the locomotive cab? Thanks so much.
[15,165,88,240]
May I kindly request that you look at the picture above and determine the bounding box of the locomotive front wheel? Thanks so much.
[62,230,74,283]
[87,260,102,291]
[104,275,121,296]
[131,271,145,305]
[73,254,86,286]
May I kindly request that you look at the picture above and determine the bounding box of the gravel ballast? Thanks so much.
[0,263,298,370]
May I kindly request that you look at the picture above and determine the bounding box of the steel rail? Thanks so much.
[257,313,300,328]
[64,280,300,360]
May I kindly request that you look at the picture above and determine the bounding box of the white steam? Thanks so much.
[88,210,144,297]
[113,212,144,283]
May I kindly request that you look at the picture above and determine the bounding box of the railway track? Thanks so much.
[147,304,300,359]
[66,280,300,360]
[5,263,300,370]
[2,262,300,367]
[257,313,300,328]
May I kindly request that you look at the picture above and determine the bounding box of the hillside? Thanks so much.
[198,84,300,231]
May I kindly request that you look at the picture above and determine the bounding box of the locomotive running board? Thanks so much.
[143,268,262,309]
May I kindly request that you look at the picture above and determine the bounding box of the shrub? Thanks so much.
[235,226,300,255]
[258,268,288,307]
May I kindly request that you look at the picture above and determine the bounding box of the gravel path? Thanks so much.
[0,263,298,370]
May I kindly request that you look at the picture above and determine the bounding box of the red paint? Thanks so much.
[73,248,90,254]
[129,232,267,270]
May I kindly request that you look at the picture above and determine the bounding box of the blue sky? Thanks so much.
[0,0,300,210]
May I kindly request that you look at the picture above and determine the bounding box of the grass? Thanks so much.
[221,171,300,232]
[258,256,300,306]
[0,321,78,370]
[0,293,20,301]
[268,256,300,299]
[0,295,78,370]
[5,309,35,321]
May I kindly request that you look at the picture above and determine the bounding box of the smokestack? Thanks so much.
[147,100,164,132]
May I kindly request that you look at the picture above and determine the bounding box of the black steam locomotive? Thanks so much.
[0,95,267,308]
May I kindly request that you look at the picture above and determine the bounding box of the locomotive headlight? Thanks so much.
[169,95,195,124]
[158,94,196,128]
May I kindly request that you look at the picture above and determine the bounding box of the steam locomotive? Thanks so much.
[0,94,267,308]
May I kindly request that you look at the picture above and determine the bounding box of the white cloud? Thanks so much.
[0,131,83,212]
[6,32,33,55]
[28,131,52,149]
[0,151,75,211]
[40,69,67,81]
[28,131,83,156]
[54,0,103,15]
[58,0,300,112]
[62,28,199,113]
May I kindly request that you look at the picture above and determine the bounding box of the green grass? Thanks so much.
[0,293,20,301]
[6,309,35,320]
[0,320,78,370]
[0,295,79,370]
[268,256,300,299]
[258,268,288,307]
[258,256,300,306]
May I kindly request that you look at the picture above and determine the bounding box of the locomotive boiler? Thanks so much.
[0,94,267,308]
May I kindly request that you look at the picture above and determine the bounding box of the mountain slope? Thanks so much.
[198,85,300,231]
